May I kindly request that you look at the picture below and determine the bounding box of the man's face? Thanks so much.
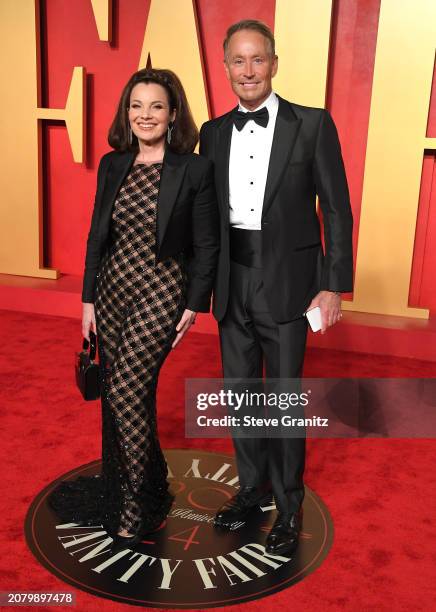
[224,29,278,110]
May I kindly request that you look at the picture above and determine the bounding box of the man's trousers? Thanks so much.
[219,260,308,514]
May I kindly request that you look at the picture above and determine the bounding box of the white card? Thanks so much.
[305,306,322,332]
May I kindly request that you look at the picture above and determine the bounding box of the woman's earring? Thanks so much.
[167,122,173,145]
[128,125,132,145]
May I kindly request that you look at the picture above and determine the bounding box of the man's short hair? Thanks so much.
[223,19,276,60]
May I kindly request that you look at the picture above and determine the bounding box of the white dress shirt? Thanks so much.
[228,90,279,230]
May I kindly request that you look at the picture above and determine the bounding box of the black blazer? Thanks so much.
[199,94,354,323]
[82,146,219,312]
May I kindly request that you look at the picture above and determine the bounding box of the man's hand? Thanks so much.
[306,291,342,334]
[172,309,197,348]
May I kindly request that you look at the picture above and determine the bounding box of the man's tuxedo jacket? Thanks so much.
[81,147,219,312]
[199,94,354,323]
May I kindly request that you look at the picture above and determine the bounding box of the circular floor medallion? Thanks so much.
[25,449,333,608]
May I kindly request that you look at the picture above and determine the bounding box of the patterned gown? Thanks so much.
[48,162,186,536]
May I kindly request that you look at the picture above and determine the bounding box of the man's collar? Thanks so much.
[238,90,278,114]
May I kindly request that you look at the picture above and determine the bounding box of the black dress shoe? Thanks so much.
[214,486,272,528]
[265,510,302,556]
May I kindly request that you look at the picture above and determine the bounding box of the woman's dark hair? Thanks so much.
[108,68,198,154]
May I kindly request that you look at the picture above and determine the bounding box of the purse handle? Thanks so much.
[82,330,97,361]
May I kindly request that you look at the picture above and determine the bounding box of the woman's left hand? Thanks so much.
[172,309,197,348]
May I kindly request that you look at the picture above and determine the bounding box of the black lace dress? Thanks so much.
[48,162,186,536]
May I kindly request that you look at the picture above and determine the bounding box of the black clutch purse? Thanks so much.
[75,330,101,400]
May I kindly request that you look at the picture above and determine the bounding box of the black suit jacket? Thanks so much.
[199,94,354,323]
[82,146,219,312]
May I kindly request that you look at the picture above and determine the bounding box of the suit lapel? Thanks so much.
[99,147,187,255]
[216,109,236,222]
[156,147,188,254]
[262,96,302,219]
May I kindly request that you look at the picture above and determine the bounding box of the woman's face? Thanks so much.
[128,82,176,146]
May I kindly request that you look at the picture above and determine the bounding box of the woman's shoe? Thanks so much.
[110,531,143,554]
[109,516,166,554]
[77,519,100,527]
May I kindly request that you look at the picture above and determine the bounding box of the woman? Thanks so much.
[48,68,219,553]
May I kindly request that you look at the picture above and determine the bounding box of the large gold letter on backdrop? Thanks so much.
[0,0,86,279]
[138,0,209,133]
[274,0,333,107]
[90,0,112,42]
[276,0,435,319]
[344,0,436,318]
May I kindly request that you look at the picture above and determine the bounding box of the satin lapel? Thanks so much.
[99,150,135,239]
[215,111,235,222]
[261,97,302,219]
[156,148,188,254]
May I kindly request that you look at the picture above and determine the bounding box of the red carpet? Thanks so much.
[1,309,435,611]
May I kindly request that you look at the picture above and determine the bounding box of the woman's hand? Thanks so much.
[82,302,97,341]
[172,309,197,348]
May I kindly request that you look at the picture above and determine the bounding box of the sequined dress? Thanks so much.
[48,162,186,536]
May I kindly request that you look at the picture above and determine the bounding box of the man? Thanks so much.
[199,20,353,556]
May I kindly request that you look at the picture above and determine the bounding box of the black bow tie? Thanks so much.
[233,106,269,131]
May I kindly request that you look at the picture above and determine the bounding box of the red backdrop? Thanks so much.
[42,0,436,313]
